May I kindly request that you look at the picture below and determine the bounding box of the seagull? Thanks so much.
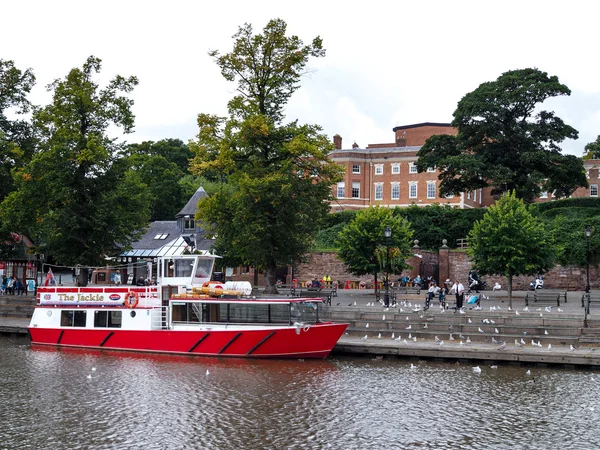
[460,309,466,314]
[570,344,575,351]
[526,370,531,376]
[406,325,412,330]
[478,327,484,333]
[558,308,564,312]
[206,369,210,376]
[495,328,499,334]
[391,333,395,339]
[91,367,97,372]
[523,306,529,312]
[468,318,473,324]
[439,340,444,346]
[424,323,428,329]
[545,306,552,313]
[483,319,490,324]
[491,365,498,369]
[531,340,536,347]
[377,333,382,339]
[353,301,357,306]
[410,363,416,369]
[409,333,412,339]
[545,330,549,335]
[413,337,417,342]
[540,313,543,317]
[515,310,520,316]
[382,315,386,321]
[466,337,472,344]
[449,334,455,341]
[515,340,522,347]
[491,337,498,344]
[460,340,465,346]
[521,338,526,345]
[366,323,369,328]
[498,342,507,350]
[508,306,512,311]
[406,316,409,321]
[362,335,368,341]
[490,319,496,324]
[473,366,482,373]
[548,344,552,351]
[403,339,408,345]
[435,336,440,342]
[86,374,92,379]
[395,336,402,341]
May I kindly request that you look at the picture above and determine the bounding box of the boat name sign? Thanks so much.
[40,292,123,306]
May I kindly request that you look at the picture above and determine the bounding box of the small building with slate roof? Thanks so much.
[118,186,216,283]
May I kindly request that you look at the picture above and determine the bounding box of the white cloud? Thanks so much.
[3,0,600,154]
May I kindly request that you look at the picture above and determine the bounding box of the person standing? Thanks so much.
[114,272,121,286]
[451,280,465,311]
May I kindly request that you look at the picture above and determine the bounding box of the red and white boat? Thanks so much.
[28,255,347,359]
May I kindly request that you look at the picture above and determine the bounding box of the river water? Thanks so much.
[0,336,598,450]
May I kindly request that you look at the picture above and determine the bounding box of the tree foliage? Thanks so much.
[0,56,149,283]
[416,68,587,203]
[583,135,600,160]
[126,139,194,220]
[336,206,414,286]
[189,19,342,292]
[467,192,555,305]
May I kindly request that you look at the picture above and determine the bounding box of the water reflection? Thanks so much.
[1,338,599,449]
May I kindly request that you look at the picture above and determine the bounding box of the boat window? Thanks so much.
[171,302,203,323]
[94,310,122,328]
[194,259,213,279]
[60,310,87,327]
[220,303,290,324]
[290,302,319,324]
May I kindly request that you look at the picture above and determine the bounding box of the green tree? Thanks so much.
[189,19,342,293]
[467,192,555,307]
[583,135,600,160]
[416,68,587,203]
[336,206,414,292]
[128,138,193,174]
[0,56,149,284]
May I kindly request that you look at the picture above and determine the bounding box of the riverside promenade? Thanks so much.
[2,287,600,367]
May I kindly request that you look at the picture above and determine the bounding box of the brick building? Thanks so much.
[329,122,492,210]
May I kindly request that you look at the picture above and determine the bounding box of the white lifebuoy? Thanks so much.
[303,324,311,332]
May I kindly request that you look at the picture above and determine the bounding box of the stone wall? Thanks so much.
[294,250,597,291]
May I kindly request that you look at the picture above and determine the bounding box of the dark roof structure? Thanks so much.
[177,186,208,217]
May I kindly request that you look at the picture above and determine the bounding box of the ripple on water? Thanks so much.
[1,340,600,449]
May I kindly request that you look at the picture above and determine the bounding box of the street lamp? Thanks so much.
[586,226,592,320]
[384,225,392,307]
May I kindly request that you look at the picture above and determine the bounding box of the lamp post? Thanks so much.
[586,226,592,322]
[384,225,392,307]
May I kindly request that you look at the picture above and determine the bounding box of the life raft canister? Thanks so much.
[124,290,139,309]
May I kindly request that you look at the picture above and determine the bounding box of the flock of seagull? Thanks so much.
[355,303,579,353]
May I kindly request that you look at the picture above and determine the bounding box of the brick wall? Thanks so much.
[293,250,596,291]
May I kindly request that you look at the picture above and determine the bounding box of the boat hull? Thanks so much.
[28,322,348,359]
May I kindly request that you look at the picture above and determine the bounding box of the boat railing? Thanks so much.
[171,320,291,329]
[150,306,169,330]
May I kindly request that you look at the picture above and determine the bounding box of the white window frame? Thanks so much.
[591,184,598,197]
[352,182,360,198]
[427,166,435,173]
[374,183,383,200]
[352,164,361,174]
[427,181,436,199]
[539,191,548,199]
[391,164,400,174]
[409,163,418,174]
[409,182,418,199]
[374,164,383,175]
[337,182,345,199]
[391,182,400,200]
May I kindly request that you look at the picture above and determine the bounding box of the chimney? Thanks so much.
[396,131,407,147]
[352,142,359,149]
[333,134,342,150]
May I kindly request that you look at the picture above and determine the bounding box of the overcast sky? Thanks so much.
[4,0,600,156]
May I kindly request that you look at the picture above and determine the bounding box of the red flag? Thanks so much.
[44,268,56,286]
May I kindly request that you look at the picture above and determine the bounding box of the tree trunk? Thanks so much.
[507,273,513,310]
[263,264,278,294]
[373,272,378,295]
[77,268,89,287]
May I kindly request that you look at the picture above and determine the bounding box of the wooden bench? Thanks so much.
[298,288,336,306]
[525,292,561,307]
[581,292,600,309]
[396,286,421,295]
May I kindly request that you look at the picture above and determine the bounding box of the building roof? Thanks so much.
[392,122,452,132]
[330,145,422,155]
[177,186,208,217]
